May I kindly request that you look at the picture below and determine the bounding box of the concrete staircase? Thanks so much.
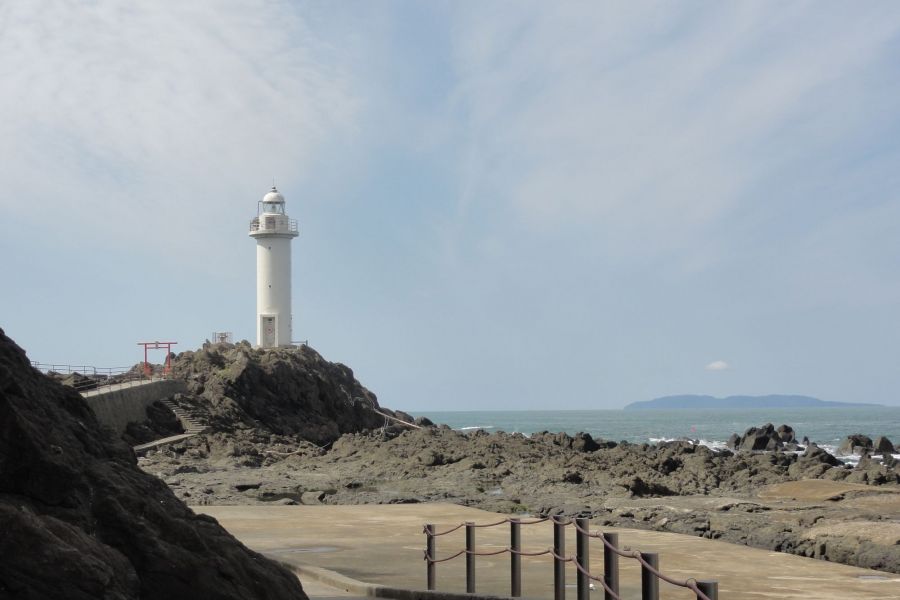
[161,398,207,435]
[133,398,207,453]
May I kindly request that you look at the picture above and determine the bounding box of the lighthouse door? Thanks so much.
[261,315,277,347]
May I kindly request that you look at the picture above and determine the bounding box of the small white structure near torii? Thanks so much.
[249,186,299,348]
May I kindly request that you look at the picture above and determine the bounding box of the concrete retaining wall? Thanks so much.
[83,380,187,434]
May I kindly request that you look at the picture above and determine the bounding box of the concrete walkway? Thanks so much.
[296,576,360,598]
[197,504,900,600]
[133,432,199,453]
[81,378,159,397]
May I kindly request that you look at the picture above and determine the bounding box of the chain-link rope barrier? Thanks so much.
[425,516,715,600]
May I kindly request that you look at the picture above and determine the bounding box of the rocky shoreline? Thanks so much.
[138,421,900,574]
[60,342,900,576]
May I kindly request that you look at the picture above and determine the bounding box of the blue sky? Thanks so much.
[2,2,899,410]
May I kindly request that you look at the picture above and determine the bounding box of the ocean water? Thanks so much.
[416,407,900,463]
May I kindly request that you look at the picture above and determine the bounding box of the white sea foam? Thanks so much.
[698,438,729,451]
[649,437,729,452]
[649,436,693,444]
[458,425,495,431]
[822,444,900,467]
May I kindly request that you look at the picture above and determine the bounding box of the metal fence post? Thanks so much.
[602,532,619,600]
[576,518,590,600]
[641,552,659,600]
[425,524,435,590]
[466,521,475,594]
[553,519,566,600]
[510,519,522,597]
[697,580,718,600]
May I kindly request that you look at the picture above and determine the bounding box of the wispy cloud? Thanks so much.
[443,3,900,267]
[2,3,899,408]
[705,360,730,371]
[0,2,360,265]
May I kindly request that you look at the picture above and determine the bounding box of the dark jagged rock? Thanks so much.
[618,475,675,497]
[656,440,695,451]
[531,431,602,453]
[728,423,802,452]
[572,432,601,452]
[847,456,900,485]
[394,410,417,424]
[561,470,584,484]
[873,436,895,454]
[788,443,844,478]
[776,424,796,443]
[838,434,874,455]
[531,431,573,448]
[0,328,307,600]
[173,343,414,445]
[171,343,402,445]
[739,423,781,451]
[415,416,435,427]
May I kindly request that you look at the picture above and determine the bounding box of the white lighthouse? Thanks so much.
[249,186,299,348]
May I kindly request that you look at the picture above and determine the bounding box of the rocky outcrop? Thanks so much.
[727,423,800,452]
[531,431,609,452]
[838,434,874,455]
[170,343,393,445]
[0,328,307,600]
[776,424,796,443]
[873,436,895,453]
[845,455,900,485]
[788,444,844,479]
[138,418,900,573]
[143,427,840,508]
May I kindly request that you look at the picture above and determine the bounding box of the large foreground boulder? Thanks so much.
[0,328,307,600]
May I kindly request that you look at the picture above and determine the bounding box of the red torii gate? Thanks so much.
[137,341,177,377]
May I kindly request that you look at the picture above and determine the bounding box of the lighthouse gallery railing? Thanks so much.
[249,218,298,233]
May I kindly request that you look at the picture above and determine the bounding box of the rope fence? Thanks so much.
[424,516,719,600]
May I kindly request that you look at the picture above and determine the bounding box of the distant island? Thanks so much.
[624,394,881,410]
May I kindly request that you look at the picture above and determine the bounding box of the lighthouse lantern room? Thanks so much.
[249,186,299,348]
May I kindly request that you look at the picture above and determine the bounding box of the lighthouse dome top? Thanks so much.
[262,186,285,204]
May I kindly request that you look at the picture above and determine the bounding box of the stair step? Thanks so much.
[159,400,205,434]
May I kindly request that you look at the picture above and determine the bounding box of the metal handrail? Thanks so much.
[31,362,172,395]
[249,218,298,233]
[424,516,718,600]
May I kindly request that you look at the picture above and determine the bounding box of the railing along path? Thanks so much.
[30,362,171,395]
[424,515,719,600]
